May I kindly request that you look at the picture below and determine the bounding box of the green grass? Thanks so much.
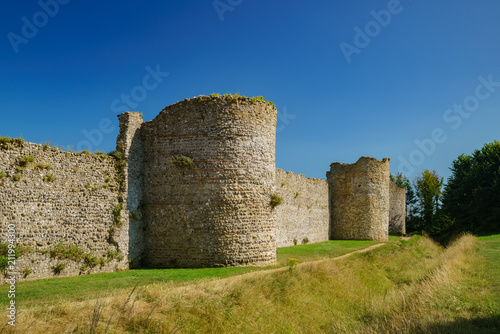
[3,267,255,307]
[0,239,383,307]
[5,235,499,333]
[277,239,379,265]
[478,234,500,304]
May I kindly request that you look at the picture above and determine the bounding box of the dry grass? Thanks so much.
[4,234,499,333]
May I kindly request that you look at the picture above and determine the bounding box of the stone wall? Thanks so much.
[389,182,406,234]
[0,97,409,283]
[0,140,128,282]
[326,157,390,242]
[117,112,145,266]
[141,95,277,268]
[274,169,329,247]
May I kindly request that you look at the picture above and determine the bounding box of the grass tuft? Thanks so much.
[270,194,282,208]
[19,155,35,166]
[43,173,55,182]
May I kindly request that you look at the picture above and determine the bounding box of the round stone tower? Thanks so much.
[326,156,390,242]
[141,95,277,268]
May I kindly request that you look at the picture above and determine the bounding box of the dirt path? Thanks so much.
[218,242,388,283]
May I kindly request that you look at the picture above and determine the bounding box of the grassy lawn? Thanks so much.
[0,239,386,307]
[478,234,500,304]
[276,239,379,265]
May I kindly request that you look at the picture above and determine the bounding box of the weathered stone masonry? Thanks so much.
[389,182,406,234]
[327,157,390,242]
[274,169,329,247]
[138,96,277,268]
[0,141,128,282]
[0,95,406,282]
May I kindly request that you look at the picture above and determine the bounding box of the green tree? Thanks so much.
[414,170,444,232]
[442,140,500,234]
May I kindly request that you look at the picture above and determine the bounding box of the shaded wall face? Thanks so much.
[117,112,144,266]
[327,157,390,242]
[389,182,406,234]
[142,97,277,268]
[274,169,329,247]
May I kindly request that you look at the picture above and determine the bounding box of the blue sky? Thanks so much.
[1,1,499,181]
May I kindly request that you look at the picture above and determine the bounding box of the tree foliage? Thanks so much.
[442,140,500,234]
[413,170,444,234]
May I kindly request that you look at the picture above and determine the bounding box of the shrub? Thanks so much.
[84,253,99,268]
[169,154,194,167]
[23,267,32,278]
[48,243,85,261]
[13,174,22,181]
[0,171,5,179]
[287,258,299,273]
[293,238,298,246]
[107,249,122,262]
[0,244,18,271]
[53,263,65,275]
[295,192,300,198]
[270,194,282,209]
[302,237,309,245]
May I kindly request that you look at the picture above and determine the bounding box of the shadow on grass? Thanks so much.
[417,315,500,334]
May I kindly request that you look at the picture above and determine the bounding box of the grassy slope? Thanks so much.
[478,234,500,304]
[5,234,498,333]
[0,239,381,307]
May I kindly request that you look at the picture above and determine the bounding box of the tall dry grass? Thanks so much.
[4,234,498,333]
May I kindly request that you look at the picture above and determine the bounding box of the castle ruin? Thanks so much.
[0,95,405,282]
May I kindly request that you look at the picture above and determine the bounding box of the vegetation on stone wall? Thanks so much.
[270,194,282,209]
[0,244,29,271]
[40,243,122,273]
[22,267,32,278]
[34,162,51,170]
[19,155,35,166]
[0,138,127,281]
[207,93,276,107]
[169,154,194,167]
[113,203,124,226]
[43,173,56,182]
[52,263,65,275]
[0,136,25,150]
